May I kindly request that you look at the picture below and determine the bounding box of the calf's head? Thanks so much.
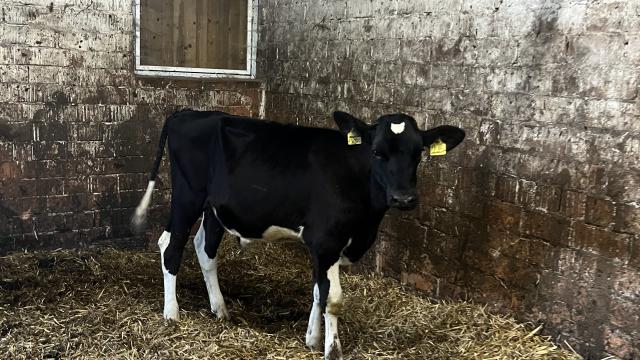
[334,111,465,210]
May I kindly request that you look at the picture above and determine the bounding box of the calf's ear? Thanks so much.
[421,125,465,151]
[333,111,373,144]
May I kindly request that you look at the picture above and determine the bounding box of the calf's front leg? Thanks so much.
[193,211,229,320]
[315,257,344,360]
[324,260,343,359]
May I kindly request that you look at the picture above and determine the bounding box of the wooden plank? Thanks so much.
[240,0,248,68]
[219,0,230,68]
[161,0,175,66]
[139,0,150,64]
[149,1,165,65]
[196,0,208,67]
[181,0,198,67]
[227,0,246,69]
[228,0,239,69]
[206,0,224,68]
[173,0,185,67]
[205,1,216,68]
[140,0,164,65]
[219,0,231,69]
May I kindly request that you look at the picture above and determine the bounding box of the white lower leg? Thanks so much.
[324,262,343,360]
[158,231,179,321]
[324,312,342,360]
[306,283,322,349]
[194,221,229,320]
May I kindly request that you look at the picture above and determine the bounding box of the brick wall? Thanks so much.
[258,0,640,358]
[0,0,262,253]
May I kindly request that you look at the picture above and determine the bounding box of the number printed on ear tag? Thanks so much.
[347,129,362,145]
[429,139,446,156]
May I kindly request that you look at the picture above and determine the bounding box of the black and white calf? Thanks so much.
[132,109,464,359]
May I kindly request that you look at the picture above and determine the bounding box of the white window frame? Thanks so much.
[133,0,258,79]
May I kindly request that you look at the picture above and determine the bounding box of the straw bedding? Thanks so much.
[0,236,581,359]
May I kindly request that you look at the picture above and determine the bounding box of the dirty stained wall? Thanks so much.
[0,0,638,359]
[258,0,640,359]
[0,0,262,252]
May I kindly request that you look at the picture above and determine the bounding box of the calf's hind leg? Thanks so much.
[159,203,202,321]
[306,275,323,349]
[193,207,229,319]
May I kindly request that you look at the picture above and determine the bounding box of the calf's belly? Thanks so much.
[211,206,305,245]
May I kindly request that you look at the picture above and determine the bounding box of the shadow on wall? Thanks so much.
[0,91,175,255]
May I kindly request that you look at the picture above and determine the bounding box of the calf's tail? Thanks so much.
[131,112,172,233]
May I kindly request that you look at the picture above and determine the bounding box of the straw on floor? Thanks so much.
[0,236,581,359]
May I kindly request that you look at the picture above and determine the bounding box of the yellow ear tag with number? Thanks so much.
[429,139,447,156]
[347,129,362,145]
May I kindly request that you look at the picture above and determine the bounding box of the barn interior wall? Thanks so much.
[258,0,640,358]
[0,1,262,252]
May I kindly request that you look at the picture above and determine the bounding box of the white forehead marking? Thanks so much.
[390,122,405,134]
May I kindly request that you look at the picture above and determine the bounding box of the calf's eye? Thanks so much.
[373,149,386,160]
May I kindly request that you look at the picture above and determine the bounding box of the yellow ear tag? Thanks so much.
[429,139,447,156]
[347,129,362,145]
